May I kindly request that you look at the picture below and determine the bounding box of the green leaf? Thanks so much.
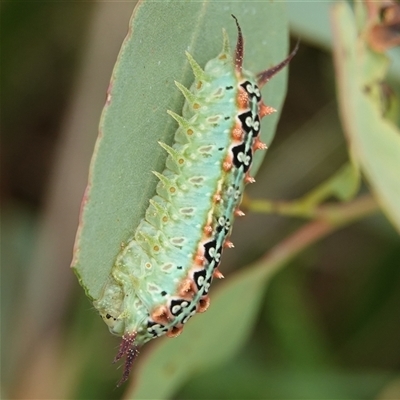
[332,2,400,234]
[287,1,333,50]
[71,1,291,300]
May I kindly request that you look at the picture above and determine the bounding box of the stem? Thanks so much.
[253,194,379,276]
[244,194,378,225]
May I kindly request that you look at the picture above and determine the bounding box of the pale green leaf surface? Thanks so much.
[72,1,291,299]
[287,1,333,50]
[332,2,400,233]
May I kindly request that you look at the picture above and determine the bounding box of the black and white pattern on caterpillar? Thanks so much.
[93,15,297,385]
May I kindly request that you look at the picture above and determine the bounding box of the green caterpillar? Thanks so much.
[94,15,297,385]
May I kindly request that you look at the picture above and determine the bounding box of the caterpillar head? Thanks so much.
[100,311,125,335]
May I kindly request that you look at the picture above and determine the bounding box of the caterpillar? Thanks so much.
[93,15,297,385]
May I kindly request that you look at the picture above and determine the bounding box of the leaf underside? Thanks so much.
[72,1,291,300]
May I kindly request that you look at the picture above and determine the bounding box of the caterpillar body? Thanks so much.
[94,15,297,385]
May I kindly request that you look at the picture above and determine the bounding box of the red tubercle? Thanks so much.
[232,123,244,141]
[198,295,210,313]
[151,305,172,325]
[204,224,213,236]
[259,102,276,119]
[178,278,197,298]
[224,240,234,248]
[234,208,245,217]
[213,269,225,279]
[244,174,256,184]
[253,138,268,151]
[213,192,222,203]
[195,253,206,266]
[223,156,233,172]
[166,325,184,338]
[237,87,250,109]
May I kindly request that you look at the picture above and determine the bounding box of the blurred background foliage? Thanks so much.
[1,1,400,399]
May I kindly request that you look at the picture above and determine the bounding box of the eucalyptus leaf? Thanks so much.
[332,2,400,233]
[72,1,291,300]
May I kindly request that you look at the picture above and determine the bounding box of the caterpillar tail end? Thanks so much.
[114,332,140,386]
